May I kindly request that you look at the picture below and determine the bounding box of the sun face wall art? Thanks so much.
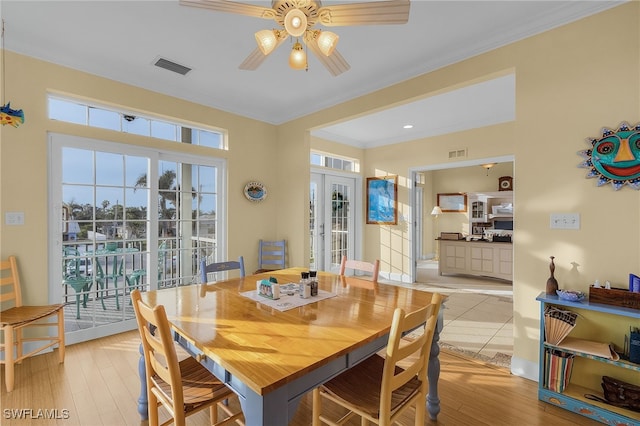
[578,122,640,190]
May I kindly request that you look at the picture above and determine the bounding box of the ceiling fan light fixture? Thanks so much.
[255,29,278,55]
[289,41,307,70]
[284,9,307,37]
[317,31,339,56]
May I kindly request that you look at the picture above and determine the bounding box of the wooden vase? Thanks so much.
[546,256,559,295]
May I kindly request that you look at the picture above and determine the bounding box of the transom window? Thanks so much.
[48,96,226,149]
[311,151,359,172]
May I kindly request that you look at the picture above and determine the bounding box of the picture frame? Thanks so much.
[437,193,467,212]
[366,176,398,225]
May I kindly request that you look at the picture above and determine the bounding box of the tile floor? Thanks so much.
[384,260,514,368]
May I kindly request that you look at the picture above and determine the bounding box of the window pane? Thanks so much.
[151,120,177,141]
[96,152,123,186]
[63,185,94,214]
[62,148,94,184]
[89,107,121,131]
[126,156,148,187]
[123,116,150,136]
[198,194,216,216]
[49,98,86,124]
[198,130,223,149]
[311,153,322,166]
[197,165,216,193]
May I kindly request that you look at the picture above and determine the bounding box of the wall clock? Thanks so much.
[244,181,267,202]
[499,176,513,191]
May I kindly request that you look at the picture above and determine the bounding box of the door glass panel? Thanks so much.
[310,173,356,272]
[61,149,150,336]
[309,179,319,270]
[330,182,351,267]
[54,138,224,343]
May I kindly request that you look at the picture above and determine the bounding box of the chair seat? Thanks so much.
[321,354,422,419]
[0,304,64,327]
[154,356,235,409]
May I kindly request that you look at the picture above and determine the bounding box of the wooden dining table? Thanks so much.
[137,268,444,425]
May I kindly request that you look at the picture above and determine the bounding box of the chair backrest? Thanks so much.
[200,256,245,283]
[1,256,22,310]
[63,247,89,279]
[131,289,185,420]
[339,255,380,281]
[257,240,286,271]
[380,293,443,421]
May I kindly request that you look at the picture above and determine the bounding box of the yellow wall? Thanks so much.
[1,2,639,377]
[284,2,640,375]
[0,51,279,301]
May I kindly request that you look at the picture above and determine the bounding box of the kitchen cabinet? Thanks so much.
[438,240,512,281]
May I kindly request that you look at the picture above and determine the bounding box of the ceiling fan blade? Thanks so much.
[180,0,275,20]
[239,36,287,70]
[306,39,350,76]
[317,0,410,26]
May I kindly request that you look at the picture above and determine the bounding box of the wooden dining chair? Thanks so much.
[131,289,244,426]
[1,256,65,392]
[312,293,443,426]
[254,239,286,274]
[200,256,245,284]
[339,255,380,281]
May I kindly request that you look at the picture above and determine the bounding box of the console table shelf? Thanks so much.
[537,293,640,425]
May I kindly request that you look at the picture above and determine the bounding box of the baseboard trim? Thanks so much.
[510,355,538,382]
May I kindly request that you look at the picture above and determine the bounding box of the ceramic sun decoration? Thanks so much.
[578,122,640,190]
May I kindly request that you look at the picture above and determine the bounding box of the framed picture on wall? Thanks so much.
[366,176,398,225]
[437,193,467,212]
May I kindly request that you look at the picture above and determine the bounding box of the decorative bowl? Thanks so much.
[556,289,586,302]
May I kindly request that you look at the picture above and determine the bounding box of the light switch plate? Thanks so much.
[5,211,25,225]
[550,213,580,230]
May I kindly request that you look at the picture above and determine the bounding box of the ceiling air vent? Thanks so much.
[154,57,192,75]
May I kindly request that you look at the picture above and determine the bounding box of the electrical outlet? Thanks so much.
[550,213,580,230]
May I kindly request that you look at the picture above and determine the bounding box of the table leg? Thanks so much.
[427,308,444,420]
[137,343,148,420]
[239,386,299,426]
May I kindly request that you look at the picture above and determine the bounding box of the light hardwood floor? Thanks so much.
[1,330,599,425]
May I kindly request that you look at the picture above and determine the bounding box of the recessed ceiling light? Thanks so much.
[403,124,413,129]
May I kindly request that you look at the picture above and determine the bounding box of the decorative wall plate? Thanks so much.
[578,122,640,190]
[244,181,267,202]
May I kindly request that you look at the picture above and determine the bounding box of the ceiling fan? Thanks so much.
[179,0,411,76]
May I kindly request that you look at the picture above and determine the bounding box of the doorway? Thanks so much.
[310,171,361,272]
[409,155,514,282]
[49,133,227,344]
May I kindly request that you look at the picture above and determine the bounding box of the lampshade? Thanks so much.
[431,206,443,216]
[317,31,339,56]
[255,30,278,55]
[284,9,307,37]
[255,30,277,55]
[480,162,497,176]
[289,42,307,70]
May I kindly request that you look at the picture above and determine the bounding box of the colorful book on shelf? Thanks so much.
[552,336,620,361]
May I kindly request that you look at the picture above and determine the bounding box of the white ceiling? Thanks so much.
[1,1,625,147]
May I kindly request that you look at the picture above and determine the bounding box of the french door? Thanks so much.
[49,133,226,344]
[310,172,360,272]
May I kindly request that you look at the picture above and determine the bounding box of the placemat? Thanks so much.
[240,283,337,311]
